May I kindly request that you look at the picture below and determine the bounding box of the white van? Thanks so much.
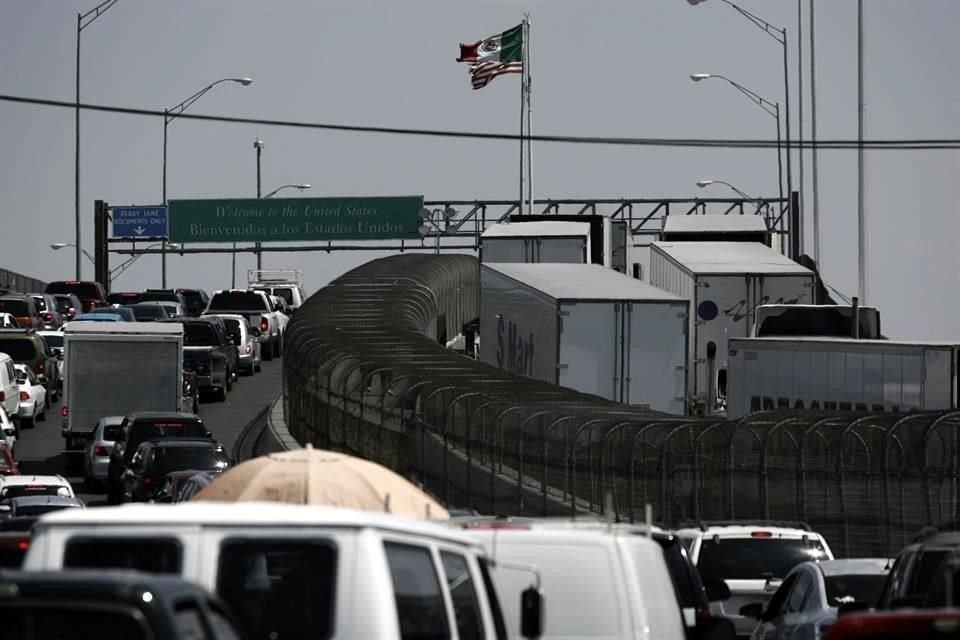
[460,519,687,640]
[24,501,539,640]
[0,353,19,429]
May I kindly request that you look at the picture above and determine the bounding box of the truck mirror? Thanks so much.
[520,586,543,639]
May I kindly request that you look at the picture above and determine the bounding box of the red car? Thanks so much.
[0,441,19,476]
[827,610,960,639]
[44,281,107,313]
[0,296,41,330]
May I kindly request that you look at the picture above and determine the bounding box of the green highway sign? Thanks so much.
[168,195,424,243]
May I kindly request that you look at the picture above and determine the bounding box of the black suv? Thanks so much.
[106,411,210,504]
[0,570,245,639]
[120,437,230,502]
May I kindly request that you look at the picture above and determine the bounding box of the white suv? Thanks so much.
[675,521,834,638]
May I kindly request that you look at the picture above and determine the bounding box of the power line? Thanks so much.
[3,92,960,150]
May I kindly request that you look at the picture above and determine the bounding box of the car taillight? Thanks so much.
[19,392,28,402]
[0,391,4,402]
[143,476,153,485]
[41,312,53,321]
[61,406,69,417]
[17,540,29,551]
[245,345,252,354]
[751,531,773,538]
[35,360,44,373]
[94,446,107,456]
[261,318,268,332]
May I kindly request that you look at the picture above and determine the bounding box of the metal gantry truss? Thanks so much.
[104,195,792,260]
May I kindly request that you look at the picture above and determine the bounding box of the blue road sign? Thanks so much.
[111,206,168,238]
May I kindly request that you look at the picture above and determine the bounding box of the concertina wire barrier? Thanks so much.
[282,254,960,557]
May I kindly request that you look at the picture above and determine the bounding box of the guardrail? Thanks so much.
[0,267,47,295]
[282,254,960,557]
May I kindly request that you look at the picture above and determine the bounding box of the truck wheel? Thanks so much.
[263,342,274,361]
[23,416,34,430]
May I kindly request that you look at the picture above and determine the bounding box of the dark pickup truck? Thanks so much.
[168,318,238,401]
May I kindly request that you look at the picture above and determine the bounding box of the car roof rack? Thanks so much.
[680,519,813,533]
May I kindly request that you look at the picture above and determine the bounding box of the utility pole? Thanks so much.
[857,0,867,304]
[810,0,821,263]
[254,138,264,273]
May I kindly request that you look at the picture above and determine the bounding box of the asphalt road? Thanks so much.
[12,356,283,507]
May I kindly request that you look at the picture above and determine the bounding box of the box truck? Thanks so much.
[648,241,815,416]
[61,322,183,461]
[481,221,592,265]
[752,304,882,339]
[726,337,959,419]
[480,263,689,413]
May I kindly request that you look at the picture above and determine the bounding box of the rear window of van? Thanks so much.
[0,339,36,362]
[64,538,182,573]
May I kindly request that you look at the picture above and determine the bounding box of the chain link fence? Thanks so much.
[283,254,959,557]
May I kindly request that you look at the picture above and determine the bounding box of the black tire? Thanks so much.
[23,416,34,430]
[254,362,261,373]
[263,341,274,361]
[38,410,46,422]
[216,386,227,402]
[226,372,233,392]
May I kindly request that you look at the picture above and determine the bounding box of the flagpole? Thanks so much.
[525,16,533,215]
[518,23,526,218]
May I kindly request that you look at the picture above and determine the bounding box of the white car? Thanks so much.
[675,521,834,638]
[0,474,75,500]
[0,312,18,329]
[0,406,17,455]
[14,363,47,428]
[37,330,65,391]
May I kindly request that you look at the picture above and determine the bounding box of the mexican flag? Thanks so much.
[457,24,524,90]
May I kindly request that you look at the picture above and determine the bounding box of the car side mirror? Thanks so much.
[693,616,736,640]
[739,602,765,620]
[520,586,543,639]
[704,578,731,602]
[204,430,213,438]
[837,601,871,617]
[0,504,10,514]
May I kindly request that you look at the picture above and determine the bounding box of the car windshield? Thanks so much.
[102,424,122,441]
[1,485,70,499]
[183,323,218,346]
[273,287,295,305]
[127,420,207,454]
[0,339,36,361]
[31,297,49,311]
[131,304,168,320]
[0,299,28,315]
[696,538,828,581]
[152,447,229,474]
[222,318,243,336]
[13,502,80,516]
[140,291,179,303]
[825,574,888,607]
[46,282,101,299]
[208,292,266,311]
[41,334,64,348]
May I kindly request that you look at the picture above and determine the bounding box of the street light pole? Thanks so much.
[75,0,119,282]
[162,77,252,289]
[689,0,796,252]
[690,74,783,205]
[255,138,263,271]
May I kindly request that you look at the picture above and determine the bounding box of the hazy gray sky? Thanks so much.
[1,0,957,339]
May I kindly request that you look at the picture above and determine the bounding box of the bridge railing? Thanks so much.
[0,267,47,295]
[282,254,959,557]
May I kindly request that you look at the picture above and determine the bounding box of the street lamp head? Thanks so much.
[50,243,69,250]
[165,243,181,250]
[690,74,712,82]
[254,139,264,150]
[696,180,715,188]
[686,0,709,5]
[295,184,311,191]
[232,77,253,86]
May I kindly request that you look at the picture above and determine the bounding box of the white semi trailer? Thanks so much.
[648,241,815,416]
[726,337,959,419]
[480,262,689,413]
